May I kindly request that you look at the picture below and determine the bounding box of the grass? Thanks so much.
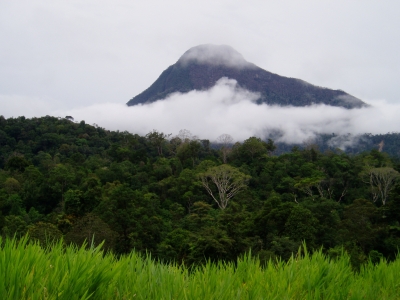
[1,236,399,299]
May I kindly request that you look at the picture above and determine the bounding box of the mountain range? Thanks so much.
[127,44,366,109]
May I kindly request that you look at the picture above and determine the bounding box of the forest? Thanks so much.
[0,115,400,270]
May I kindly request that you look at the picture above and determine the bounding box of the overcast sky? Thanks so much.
[1,1,399,143]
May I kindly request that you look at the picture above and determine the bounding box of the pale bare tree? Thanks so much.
[378,140,385,152]
[337,187,347,203]
[199,164,251,209]
[216,134,234,163]
[362,167,400,205]
[177,129,197,143]
[370,167,399,205]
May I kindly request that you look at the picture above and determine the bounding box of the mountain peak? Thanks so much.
[127,45,367,109]
[177,44,253,69]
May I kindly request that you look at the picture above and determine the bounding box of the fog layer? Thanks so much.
[1,78,398,148]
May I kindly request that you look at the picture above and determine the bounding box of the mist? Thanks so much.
[2,77,399,149]
[177,44,254,69]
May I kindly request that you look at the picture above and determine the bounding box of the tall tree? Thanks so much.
[199,164,251,209]
[146,130,171,156]
[216,134,234,164]
[361,167,400,205]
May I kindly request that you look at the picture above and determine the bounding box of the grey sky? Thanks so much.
[1,1,399,142]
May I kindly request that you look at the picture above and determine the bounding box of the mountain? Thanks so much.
[127,44,367,108]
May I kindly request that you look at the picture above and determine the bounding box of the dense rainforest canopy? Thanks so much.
[1,115,400,269]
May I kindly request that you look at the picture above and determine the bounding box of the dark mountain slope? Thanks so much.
[127,44,366,108]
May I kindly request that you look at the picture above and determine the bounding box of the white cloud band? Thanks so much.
[2,78,399,150]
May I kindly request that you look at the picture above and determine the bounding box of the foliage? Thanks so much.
[0,115,400,268]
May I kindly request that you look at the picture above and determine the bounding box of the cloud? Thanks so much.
[334,94,367,108]
[177,44,254,69]
[326,134,368,150]
[2,78,399,150]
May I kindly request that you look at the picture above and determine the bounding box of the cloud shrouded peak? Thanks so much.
[127,44,366,108]
[177,44,254,68]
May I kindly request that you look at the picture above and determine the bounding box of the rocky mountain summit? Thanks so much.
[127,44,366,108]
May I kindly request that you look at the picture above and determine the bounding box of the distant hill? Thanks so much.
[127,44,367,109]
[272,133,400,158]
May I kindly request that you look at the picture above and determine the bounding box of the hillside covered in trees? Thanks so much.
[1,115,400,269]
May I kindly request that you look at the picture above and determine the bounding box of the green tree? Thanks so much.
[65,213,117,252]
[241,137,275,161]
[3,177,21,194]
[284,205,318,246]
[339,199,381,253]
[177,140,202,168]
[27,222,63,247]
[146,130,170,156]
[64,189,83,216]
[47,164,75,212]
[294,175,325,200]
[187,226,235,264]
[2,215,27,238]
[95,184,136,253]
[21,165,44,209]
[4,156,29,172]
[157,228,191,263]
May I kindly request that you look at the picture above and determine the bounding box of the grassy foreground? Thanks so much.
[1,237,400,299]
